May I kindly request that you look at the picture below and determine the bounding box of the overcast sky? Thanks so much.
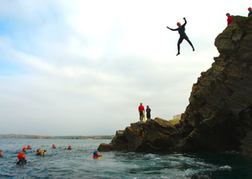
[0,0,250,136]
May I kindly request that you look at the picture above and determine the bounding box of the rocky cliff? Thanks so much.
[98,16,252,154]
[98,118,182,152]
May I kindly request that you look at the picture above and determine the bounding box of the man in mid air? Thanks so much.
[167,17,195,56]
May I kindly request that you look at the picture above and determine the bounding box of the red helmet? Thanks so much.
[68,145,71,148]
[248,7,252,10]
[177,22,181,26]
[27,145,30,148]
[17,153,25,159]
[23,147,26,151]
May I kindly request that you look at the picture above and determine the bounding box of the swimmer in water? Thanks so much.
[27,145,31,149]
[93,151,102,159]
[68,145,72,150]
[23,147,27,152]
[52,144,56,149]
[17,152,27,165]
[36,149,46,155]
[0,150,3,157]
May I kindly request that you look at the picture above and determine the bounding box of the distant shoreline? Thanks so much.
[0,134,114,139]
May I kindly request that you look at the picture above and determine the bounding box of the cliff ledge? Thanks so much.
[99,16,252,154]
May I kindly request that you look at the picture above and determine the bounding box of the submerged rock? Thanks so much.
[99,16,252,154]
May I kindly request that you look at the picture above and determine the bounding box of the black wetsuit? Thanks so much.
[17,159,27,165]
[146,108,151,120]
[169,19,194,55]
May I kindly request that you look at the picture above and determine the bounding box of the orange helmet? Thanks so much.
[177,22,181,26]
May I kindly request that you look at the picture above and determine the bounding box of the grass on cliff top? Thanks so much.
[169,120,180,125]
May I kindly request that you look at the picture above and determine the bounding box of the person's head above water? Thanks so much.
[18,152,26,160]
[37,149,46,155]
[27,145,31,149]
[17,152,27,165]
[93,150,102,159]
[23,147,27,152]
[37,149,42,155]
[68,145,71,149]
[52,144,56,148]
[0,150,3,157]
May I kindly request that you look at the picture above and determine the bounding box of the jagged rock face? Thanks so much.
[181,16,252,151]
[98,16,252,153]
[98,118,181,152]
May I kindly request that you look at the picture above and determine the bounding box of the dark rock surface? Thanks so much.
[99,16,252,154]
[181,16,252,152]
[98,118,181,152]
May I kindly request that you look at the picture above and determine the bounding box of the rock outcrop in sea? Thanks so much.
[98,16,252,154]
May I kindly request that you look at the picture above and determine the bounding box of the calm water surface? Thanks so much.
[0,138,252,179]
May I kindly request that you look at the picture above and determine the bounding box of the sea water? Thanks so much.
[0,138,252,179]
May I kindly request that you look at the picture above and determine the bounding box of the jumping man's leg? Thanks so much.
[177,36,183,56]
[184,36,195,51]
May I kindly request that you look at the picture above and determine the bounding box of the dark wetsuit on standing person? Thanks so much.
[167,18,195,56]
[146,106,151,121]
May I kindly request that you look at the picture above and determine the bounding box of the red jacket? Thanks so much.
[138,105,144,112]
[227,16,233,25]
[93,155,101,159]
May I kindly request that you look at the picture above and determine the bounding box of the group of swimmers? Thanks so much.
[16,144,72,164]
[0,144,102,165]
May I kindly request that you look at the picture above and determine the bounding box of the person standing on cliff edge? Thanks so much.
[146,105,151,121]
[248,7,252,17]
[166,17,195,56]
[226,13,233,25]
[138,103,144,122]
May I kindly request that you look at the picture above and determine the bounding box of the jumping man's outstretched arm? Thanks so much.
[182,17,187,26]
[166,26,178,31]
